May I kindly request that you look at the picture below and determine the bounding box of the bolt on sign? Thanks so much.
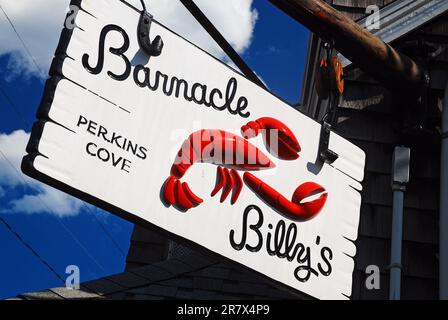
[22,0,365,299]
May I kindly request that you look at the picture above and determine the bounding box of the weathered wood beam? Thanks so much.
[269,0,424,92]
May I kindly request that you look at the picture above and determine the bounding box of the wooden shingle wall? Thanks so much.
[337,94,441,299]
[125,225,169,270]
[14,252,305,300]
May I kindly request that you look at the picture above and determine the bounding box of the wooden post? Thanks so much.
[269,0,423,92]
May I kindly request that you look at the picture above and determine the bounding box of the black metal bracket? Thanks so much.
[318,122,339,164]
[138,10,164,57]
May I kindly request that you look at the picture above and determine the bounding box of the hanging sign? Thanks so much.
[22,0,365,299]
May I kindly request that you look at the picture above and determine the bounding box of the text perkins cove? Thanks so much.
[77,115,149,173]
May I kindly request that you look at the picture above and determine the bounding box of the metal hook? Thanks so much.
[322,40,334,62]
[138,0,163,57]
[318,122,339,164]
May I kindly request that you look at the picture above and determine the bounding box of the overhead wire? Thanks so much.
[0,85,126,260]
[0,4,127,258]
[0,4,46,78]
[0,147,106,274]
[0,215,66,284]
[0,85,29,129]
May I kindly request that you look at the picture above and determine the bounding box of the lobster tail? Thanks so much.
[162,176,203,211]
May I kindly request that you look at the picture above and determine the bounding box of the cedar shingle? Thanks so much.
[82,278,125,296]
[128,284,178,297]
[129,264,173,282]
[106,272,150,288]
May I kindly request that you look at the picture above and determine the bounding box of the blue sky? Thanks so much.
[0,0,309,299]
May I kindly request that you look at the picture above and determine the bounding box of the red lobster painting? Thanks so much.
[161,117,328,221]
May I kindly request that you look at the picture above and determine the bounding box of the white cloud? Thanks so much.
[145,0,258,56]
[0,0,259,212]
[0,130,84,216]
[0,0,258,79]
[8,187,84,216]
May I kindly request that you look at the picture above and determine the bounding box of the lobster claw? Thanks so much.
[243,173,327,221]
[241,117,301,161]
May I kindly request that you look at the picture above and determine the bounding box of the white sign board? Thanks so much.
[22,0,365,299]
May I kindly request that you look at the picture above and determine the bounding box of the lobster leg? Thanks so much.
[210,166,243,204]
[211,166,226,197]
[220,168,234,203]
[230,169,243,205]
[162,166,244,211]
